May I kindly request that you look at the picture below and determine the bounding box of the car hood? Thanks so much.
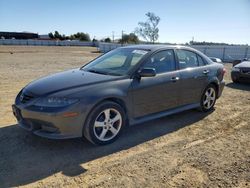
[23,69,121,96]
[235,61,250,68]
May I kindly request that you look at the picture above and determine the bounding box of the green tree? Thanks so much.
[71,32,90,41]
[121,33,139,44]
[54,31,62,39]
[48,32,54,39]
[135,12,160,43]
[104,37,111,43]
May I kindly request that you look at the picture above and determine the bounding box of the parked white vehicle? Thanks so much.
[210,57,222,63]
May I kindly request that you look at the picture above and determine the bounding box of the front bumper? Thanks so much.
[231,71,250,82]
[12,103,87,139]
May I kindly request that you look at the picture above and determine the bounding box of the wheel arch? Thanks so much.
[98,97,128,115]
[82,96,129,143]
[208,81,219,98]
[83,96,129,132]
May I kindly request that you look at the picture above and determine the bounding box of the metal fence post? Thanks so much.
[204,47,207,55]
[244,47,249,59]
[222,47,226,61]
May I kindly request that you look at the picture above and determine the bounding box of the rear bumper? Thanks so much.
[12,103,87,139]
[217,80,225,98]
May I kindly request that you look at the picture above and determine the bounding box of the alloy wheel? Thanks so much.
[203,87,216,110]
[93,108,122,141]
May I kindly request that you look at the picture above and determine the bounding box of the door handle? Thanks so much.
[171,76,180,82]
[203,70,210,74]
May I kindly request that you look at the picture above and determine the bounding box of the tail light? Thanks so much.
[222,67,226,76]
[218,67,226,80]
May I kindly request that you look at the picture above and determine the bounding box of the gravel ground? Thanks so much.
[0,46,249,188]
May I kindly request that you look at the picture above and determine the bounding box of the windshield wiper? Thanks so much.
[87,69,123,76]
[87,69,109,75]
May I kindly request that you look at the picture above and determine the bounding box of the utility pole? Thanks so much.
[112,31,114,43]
[121,30,124,46]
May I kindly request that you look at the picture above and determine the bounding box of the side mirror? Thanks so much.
[138,68,156,77]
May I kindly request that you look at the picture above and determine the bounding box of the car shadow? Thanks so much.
[226,82,250,91]
[0,109,212,187]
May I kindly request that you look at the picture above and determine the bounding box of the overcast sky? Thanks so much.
[0,0,249,44]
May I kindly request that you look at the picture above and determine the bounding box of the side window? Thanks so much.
[176,50,199,69]
[143,50,176,74]
[197,55,206,66]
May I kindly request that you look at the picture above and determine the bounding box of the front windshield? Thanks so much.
[82,48,149,76]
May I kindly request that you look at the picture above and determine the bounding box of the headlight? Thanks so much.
[35,97,79,107]
[232,67,240,72]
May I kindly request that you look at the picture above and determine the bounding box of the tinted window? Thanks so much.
[143,50,176,74]
[176,50,199,69]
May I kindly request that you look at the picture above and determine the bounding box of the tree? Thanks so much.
[54,31,62,40]
[135,12,160,43]
[119,33,139,44]
[48,32,54,39]
[70,32,90,41]
[104,37,111,43]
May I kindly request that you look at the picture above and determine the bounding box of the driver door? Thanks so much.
[130,50,182,118]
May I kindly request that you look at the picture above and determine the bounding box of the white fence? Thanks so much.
[192,45,249,61]
[0,39,94,46]
[98,43,250,61]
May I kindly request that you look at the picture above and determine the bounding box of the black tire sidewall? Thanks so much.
[200,85,217,112]
[83,101,126,145]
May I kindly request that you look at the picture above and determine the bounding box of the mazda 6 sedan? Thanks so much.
[13,45,225,145]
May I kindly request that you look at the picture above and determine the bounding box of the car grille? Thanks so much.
[20,92,34,103]
[241,68,250,74]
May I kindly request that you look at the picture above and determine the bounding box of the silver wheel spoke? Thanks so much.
[99,128,108,139]
[109,126,118,135]
[111,114,121,123]
[207,100,211,108]
[94,121,105,128]
[204,99,208,105]
[104,109,110,121]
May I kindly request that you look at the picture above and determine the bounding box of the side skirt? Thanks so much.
[129,103,200,126]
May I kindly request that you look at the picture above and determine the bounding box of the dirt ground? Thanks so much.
[0,46,249,188]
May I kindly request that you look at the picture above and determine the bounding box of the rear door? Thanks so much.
[176,49,209,105]
[131,49,182,118]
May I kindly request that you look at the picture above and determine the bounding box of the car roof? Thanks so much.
[237,60,250,67]
[120,44,195,51]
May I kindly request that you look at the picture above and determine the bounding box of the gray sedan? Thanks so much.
[12,45,225,145]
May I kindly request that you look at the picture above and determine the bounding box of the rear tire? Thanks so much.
[83,101,126,145]
[199,85,217,112]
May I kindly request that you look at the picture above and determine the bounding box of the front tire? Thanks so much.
[83,101,126,145]
[200,85,217,112]
[232,77,239,83]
